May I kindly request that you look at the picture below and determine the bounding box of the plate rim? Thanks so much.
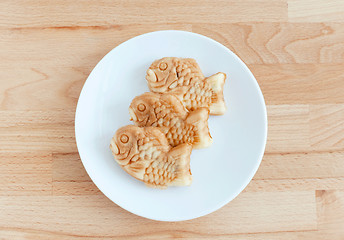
[75,30,268,221]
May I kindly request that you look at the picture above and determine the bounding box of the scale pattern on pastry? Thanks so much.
[146,57,226,115]
[129,92,212,149]
[110,125,192,188]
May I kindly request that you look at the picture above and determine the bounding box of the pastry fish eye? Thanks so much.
[137,103,146,112]
[159,62,168,71]
[120,134,129,143]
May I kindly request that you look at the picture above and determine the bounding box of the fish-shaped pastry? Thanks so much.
[145,57,226,115]
[129,92,212,149]
[110,125,192,188]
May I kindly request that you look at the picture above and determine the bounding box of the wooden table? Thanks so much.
[1,1,344,239]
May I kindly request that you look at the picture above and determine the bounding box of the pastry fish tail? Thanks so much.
[185,108,213,149]
[206,72,226,115]
[167,143,193,186]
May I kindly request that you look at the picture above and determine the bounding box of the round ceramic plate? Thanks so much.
[75,30,267,221]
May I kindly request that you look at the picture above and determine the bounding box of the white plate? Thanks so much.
[75,30,267,221]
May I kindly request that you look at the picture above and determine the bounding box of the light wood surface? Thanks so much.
[1,0,344,239]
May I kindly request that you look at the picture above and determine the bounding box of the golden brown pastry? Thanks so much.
[110,125,192,188]
[129,92,212,149]
[146,57,226,115]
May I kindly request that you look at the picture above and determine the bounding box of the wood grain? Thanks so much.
[192,23,344,64]
[0,111,76,152]
[288,0,344,22]
[252,64,344,104]
[256,151,344,179]
[1,0,344,239]
[246,178,344,192]
[310,104,344,151]
[316,190,344,237]
[0,191,316,237]
[0,0,287,29]
[0,153,52,195]
[266,105,310,153]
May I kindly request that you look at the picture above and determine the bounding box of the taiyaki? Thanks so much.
[145,57,226,115]
[129,92,212,149]
[110,125,192,188]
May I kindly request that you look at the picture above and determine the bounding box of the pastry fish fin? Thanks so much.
[160,93,188,118]
[167,143,193,186]
[169,87,188,103]
[206,72,226,115]
[157,126,170,135]
[185,108,213,149]
[122,160,146,181]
